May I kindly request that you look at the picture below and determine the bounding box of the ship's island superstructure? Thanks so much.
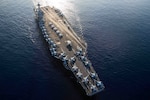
[34,3,104,96]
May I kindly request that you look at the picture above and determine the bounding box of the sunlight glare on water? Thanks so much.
[33,0,74,10]
[33,0,84,37]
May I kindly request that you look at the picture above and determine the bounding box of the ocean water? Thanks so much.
[0,0,150,100]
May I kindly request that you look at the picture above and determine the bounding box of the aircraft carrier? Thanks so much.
[34,3,105,96]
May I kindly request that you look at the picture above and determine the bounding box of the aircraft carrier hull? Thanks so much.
[34,4,105,96]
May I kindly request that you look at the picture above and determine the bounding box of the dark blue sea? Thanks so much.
[0,0,150,100]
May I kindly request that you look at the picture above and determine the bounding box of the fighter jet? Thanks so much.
[48,40,54,45]
[70,56,76,64]
[50,47,57,57]
[49,22,52,26]
[76,70,83,79]
[53,27,57,32]
[44,34,49,38]
[80,56,87,61]
[52,43,57,48]
[58,33,63,38]
[51,24,55,29]
[59,52,66,59]
[96,81,102,87]
[47,38,51,42]
[90,72,97,79]
[82,76,89,84]
[78,47,82,53]
[52,51,57,56]
[62,56,68,62]
[71,64,78,72]
[56,30,60,35]
[76,51,81,56]
[84,61,91,68]
[90,84,97,92]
